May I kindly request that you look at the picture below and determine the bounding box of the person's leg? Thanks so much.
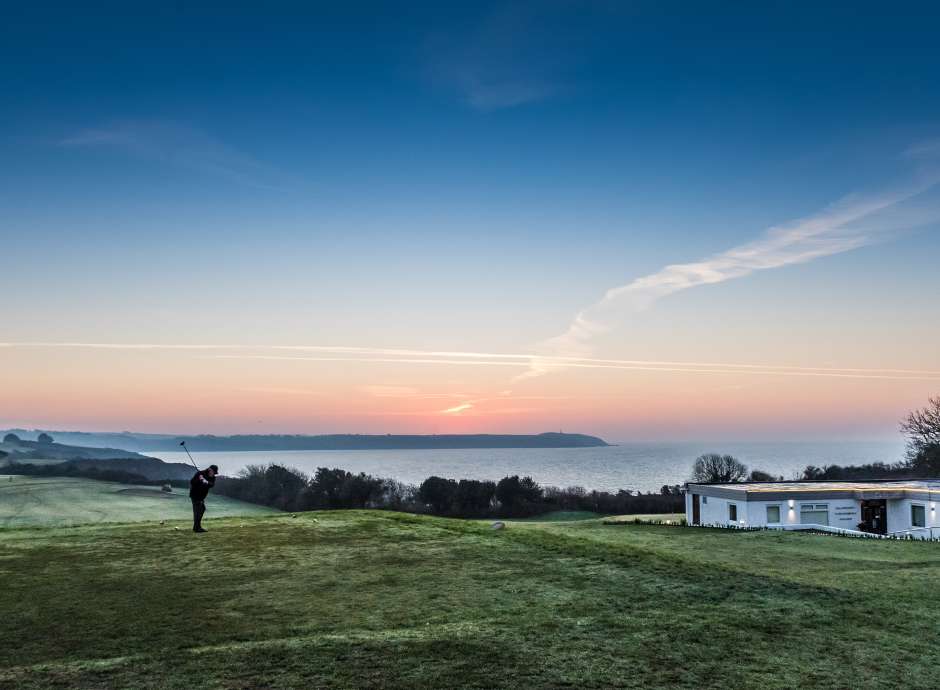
[192,499,206,531]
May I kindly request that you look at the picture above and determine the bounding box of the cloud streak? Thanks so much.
[522,167,940,379]
[60,120,292,190]
[3,342,939,381]
[424,2,596,111]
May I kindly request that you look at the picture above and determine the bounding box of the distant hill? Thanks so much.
[2,430,609,452]
[0,434,152,461]
[0,435,195,481]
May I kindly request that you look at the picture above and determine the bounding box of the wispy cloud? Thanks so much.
[3,342,940,381]
[425,3,594,111]
[59,120,291,190]
[442,402,474,414]
[521,165,940,379]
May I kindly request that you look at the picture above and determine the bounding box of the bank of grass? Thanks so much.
[2,510,940,688]
[0,475,277,528]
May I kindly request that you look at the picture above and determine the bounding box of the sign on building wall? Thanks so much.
[834,506,858,523]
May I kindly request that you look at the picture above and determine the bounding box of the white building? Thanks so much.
[685,480,940,539]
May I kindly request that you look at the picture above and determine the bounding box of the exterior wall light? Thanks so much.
[788,499,795,509]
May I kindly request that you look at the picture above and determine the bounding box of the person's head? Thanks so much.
[207,464,219,478]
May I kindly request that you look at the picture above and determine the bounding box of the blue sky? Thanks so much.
[2,2,939,439]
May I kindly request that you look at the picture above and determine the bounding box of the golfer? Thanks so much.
[189,464,218,533]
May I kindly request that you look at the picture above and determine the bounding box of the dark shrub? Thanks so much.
[690,454,747,483]
[418,476,458,513]
[454,479,496,516]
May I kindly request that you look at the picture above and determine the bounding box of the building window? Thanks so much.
[766,505,781,523]
[800,504,829,526]
[728,504,738,521]
[912,504,926,528]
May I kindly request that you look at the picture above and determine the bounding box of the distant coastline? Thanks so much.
[2,430,609,453]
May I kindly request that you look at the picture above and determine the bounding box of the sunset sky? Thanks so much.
[2,2,940,440]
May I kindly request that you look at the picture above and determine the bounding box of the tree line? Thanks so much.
[688,396,940,483]
[3,459,188,487]
[212,464,683,518]
[804,397,940,480]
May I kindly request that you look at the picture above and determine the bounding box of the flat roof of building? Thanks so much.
[686,479,940,501]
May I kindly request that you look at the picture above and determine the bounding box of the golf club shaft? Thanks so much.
[180,442,199,471]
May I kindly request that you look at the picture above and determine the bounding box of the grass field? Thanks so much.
[0,475,277,528]
[3,510,940,688]
[512,510,606,521]
[513,511,684,523]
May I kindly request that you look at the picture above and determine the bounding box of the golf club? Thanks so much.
[179,441,199,471]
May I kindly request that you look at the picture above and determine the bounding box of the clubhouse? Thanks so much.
[685,480,940,539]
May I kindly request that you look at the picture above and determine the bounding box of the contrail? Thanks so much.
[4,342,940,381]
[519,166,940,380]
[205,354,940,381]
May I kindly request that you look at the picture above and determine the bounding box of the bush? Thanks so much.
[802,462,912,480]
[213,464,684,518]
[909,443,940,476]
[690,454,747,483]
[302,467,384,509]
[418,476,458,513]
[455,479,496,516]
[496,475,543,515]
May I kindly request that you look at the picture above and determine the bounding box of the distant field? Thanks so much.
[513,511,684,525]
[2,510,940,688]
[602,512,684,524]
[513,510,606,522]
[0,476,277,528]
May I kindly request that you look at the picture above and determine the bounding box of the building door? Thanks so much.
[860,499,887,534]
[692,494,700,525]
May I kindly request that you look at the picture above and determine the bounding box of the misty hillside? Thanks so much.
[2,430,609,453]
[0,433,195,481]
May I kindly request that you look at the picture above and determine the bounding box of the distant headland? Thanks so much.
[2,430,610,453]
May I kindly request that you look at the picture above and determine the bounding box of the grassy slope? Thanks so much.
[0,476,277,528]
[2,512,940,689]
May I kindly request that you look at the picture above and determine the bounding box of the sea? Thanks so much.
[149,439,906,494]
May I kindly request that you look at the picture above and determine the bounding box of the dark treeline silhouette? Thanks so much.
[802,451,940,481]
[801,396,940,481]
[4,460,189,487]
[213,464,684,518]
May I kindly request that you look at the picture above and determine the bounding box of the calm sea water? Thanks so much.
[150,440,906,493]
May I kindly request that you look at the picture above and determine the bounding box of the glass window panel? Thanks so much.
[912,504,926,528]
[800,508,829,526]
[766,505,781,523]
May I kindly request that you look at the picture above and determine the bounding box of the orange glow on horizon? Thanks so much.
[2,344,935,440]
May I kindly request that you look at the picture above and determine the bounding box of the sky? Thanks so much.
[2,1,940,441]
